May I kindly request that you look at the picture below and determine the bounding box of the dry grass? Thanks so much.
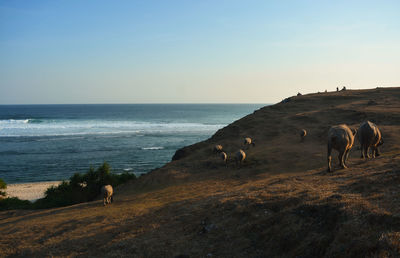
[1,87,400,257]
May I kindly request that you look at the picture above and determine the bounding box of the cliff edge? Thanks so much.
[1,87,400,257]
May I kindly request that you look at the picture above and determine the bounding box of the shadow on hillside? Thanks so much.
[0,199,103,228]
[12,189,400,257]
[338,167,400,198]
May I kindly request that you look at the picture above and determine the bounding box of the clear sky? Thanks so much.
[1,0,399,104]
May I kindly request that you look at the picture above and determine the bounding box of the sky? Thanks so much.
[0,0,399,104]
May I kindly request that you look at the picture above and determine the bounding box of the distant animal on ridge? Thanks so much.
[220,151,228,166]
[358,121,383,159]
[213,144,223,154]
[235,149,246,167]
[300,129,307,142]
[101,185,113,206]
[327,124,356,172]
[243,137,255,149]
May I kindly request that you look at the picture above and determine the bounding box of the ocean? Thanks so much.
[0,104,264,183]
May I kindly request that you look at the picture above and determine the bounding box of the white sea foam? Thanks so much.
[141,147,164,150]
[0,119,31,124]
[0,119,225,137]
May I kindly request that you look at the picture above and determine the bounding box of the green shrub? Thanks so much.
[0,197,32,210]
[0,178,6,196]
[33,181,85,208]
[34,162,136,209]
[0,163,136,210]
[0,178,34,210]
[115,171,137,185]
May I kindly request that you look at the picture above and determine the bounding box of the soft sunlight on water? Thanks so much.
[0,104,265,183]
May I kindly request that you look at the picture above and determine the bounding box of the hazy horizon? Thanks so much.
[0,102,270,105]
[1,1,399,104]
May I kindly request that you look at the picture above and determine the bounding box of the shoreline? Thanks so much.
[6,181,62,201]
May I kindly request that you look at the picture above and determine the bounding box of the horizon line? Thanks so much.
[0,102,270,106]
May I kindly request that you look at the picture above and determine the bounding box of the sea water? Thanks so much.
[0,104,264,183]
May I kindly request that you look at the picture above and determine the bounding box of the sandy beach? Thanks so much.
[6,181,62,201]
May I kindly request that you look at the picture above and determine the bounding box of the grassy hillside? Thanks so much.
[1,87,400,257]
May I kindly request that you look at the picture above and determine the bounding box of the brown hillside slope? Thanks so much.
[1,87,400,257]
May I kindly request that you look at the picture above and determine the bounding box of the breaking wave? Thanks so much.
[141,147,164,150]
[0,119,225,137]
